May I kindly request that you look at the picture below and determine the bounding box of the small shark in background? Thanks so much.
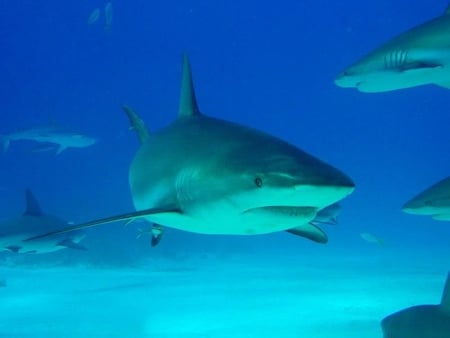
[335,5,450,93]
[402,176,450,221]
[26,54,354,245]
[0,126,96,155]
[0,190,86,254]
[381,272,450,338]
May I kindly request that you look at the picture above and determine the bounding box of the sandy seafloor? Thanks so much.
[0,247,448,338]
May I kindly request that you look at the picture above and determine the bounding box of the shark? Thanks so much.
[0,126,96,155]
[335,5,450,92]
[0,189,86,254]
[25,54,355,245]
[402,176,450,221]
[381,272,450,338]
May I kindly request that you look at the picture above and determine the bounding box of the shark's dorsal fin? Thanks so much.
[24,189,43,216]
[122,105,150,144]
[178,53,201,118]
[440,272,450,315]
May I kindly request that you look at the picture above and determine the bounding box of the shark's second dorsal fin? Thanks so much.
[122,105,150,144]
[178,53,201,118]
[24,189,43,216]
[440,272,450,315]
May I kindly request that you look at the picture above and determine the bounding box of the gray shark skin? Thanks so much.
[0,190,86,254]
[25,54,354,244]
[0,126,96,155]
[402,176,450,221]
[381,272,450,338]
[335,5,450,92]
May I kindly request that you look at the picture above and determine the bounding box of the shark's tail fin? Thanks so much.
[0,136,10,152]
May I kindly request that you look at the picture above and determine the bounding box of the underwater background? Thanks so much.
[0,0,449,337]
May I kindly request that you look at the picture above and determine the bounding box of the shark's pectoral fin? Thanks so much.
[58,239,87,250]
[432,213,450,221]
[24,205,181,242]
[6,245,21,253]
[56,145,67,155]
[286,224,328,244]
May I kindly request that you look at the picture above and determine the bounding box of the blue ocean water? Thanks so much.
[0,1,449,337]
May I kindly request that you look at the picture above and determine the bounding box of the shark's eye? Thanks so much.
[254,177,263,188]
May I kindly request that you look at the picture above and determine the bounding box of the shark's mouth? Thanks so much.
[243,205,317,218]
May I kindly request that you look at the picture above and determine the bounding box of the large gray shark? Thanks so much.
[0,190,86,254]
[335,5,450,93]
[26,55,354,244]
[1,126,96,155]
[381,272,450,338]
[402,176,450,221]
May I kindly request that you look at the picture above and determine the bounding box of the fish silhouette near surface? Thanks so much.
[335,5,450,93]
[25,54,354,245]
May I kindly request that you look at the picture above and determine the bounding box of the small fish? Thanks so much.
[0,126,96,155]
[104,2,113,31]
[88,8,100,25]
[360,232,384,245]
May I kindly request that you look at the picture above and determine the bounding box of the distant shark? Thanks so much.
[402,176,450,221]
[0,126,96,155]
[0,189,86,254]
[335,5,450,92]
[381,272,450,338]
[26,54,354,245]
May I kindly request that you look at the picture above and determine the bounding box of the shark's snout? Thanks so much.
[334,70,360,88]
[291,163,355,208]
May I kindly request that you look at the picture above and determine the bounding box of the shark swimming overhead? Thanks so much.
[402,176,450,221]
[0,190,86,254]
[26,54,354,245]
[381,272,450,338]
[0,125,97,155]
[335,5,450,93]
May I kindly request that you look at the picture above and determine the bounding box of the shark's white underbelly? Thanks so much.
[133,197,318,235]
